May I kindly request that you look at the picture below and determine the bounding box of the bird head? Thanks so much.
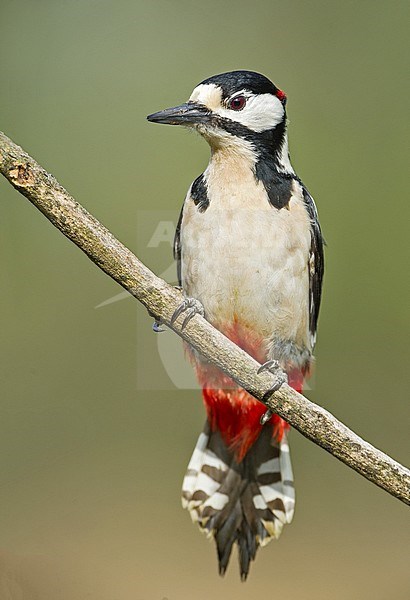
[147,70,287,157]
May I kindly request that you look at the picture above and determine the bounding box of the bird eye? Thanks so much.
[228,95,246,111]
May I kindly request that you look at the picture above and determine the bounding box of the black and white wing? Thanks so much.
[302,186,324,348]
[173,204,184,287]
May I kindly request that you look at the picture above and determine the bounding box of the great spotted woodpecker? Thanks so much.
[147,70,324,580]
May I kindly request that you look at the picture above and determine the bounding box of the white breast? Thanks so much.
[180,161,312,368]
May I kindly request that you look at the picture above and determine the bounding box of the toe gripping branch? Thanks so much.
[150,293,204,333]
[257,360,288,425]
[170,297,205,330]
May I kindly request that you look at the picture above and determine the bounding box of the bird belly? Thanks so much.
[181,183,312,369]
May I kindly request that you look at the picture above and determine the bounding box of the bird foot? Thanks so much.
[170,296,205,330]
[257,360,288,425]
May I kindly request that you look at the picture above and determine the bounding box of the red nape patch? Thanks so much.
[276,89,287,102]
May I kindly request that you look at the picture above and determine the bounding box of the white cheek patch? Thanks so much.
[189,85,284,133]
[215,92,285,133]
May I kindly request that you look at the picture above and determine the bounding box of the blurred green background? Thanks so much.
[0,1,409,598]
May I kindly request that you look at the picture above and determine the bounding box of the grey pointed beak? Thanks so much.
[147,102,210,126]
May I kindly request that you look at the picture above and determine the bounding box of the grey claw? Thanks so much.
[171,297,204,329]
[257,359,288,408]
[266,372,287,393]
[152,320,165,333]
[257,359,280,375]
[171,302,187,324]
[261,373,288,403]
[182,311,196,329]
[260,409,273,425]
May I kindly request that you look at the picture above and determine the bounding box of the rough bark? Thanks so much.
[1,130,409,505]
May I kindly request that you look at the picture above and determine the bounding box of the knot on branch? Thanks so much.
[9,163,35,187]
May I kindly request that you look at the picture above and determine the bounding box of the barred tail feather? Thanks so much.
[181,421,295,580]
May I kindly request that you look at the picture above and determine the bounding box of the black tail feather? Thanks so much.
[182,423,295,579]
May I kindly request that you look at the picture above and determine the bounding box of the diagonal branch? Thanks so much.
[1,130,409,505]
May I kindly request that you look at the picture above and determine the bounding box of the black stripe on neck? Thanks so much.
[212,116,295,209]
[256,162,294,209]
[191,174,209,213]
[213,115,287,163]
